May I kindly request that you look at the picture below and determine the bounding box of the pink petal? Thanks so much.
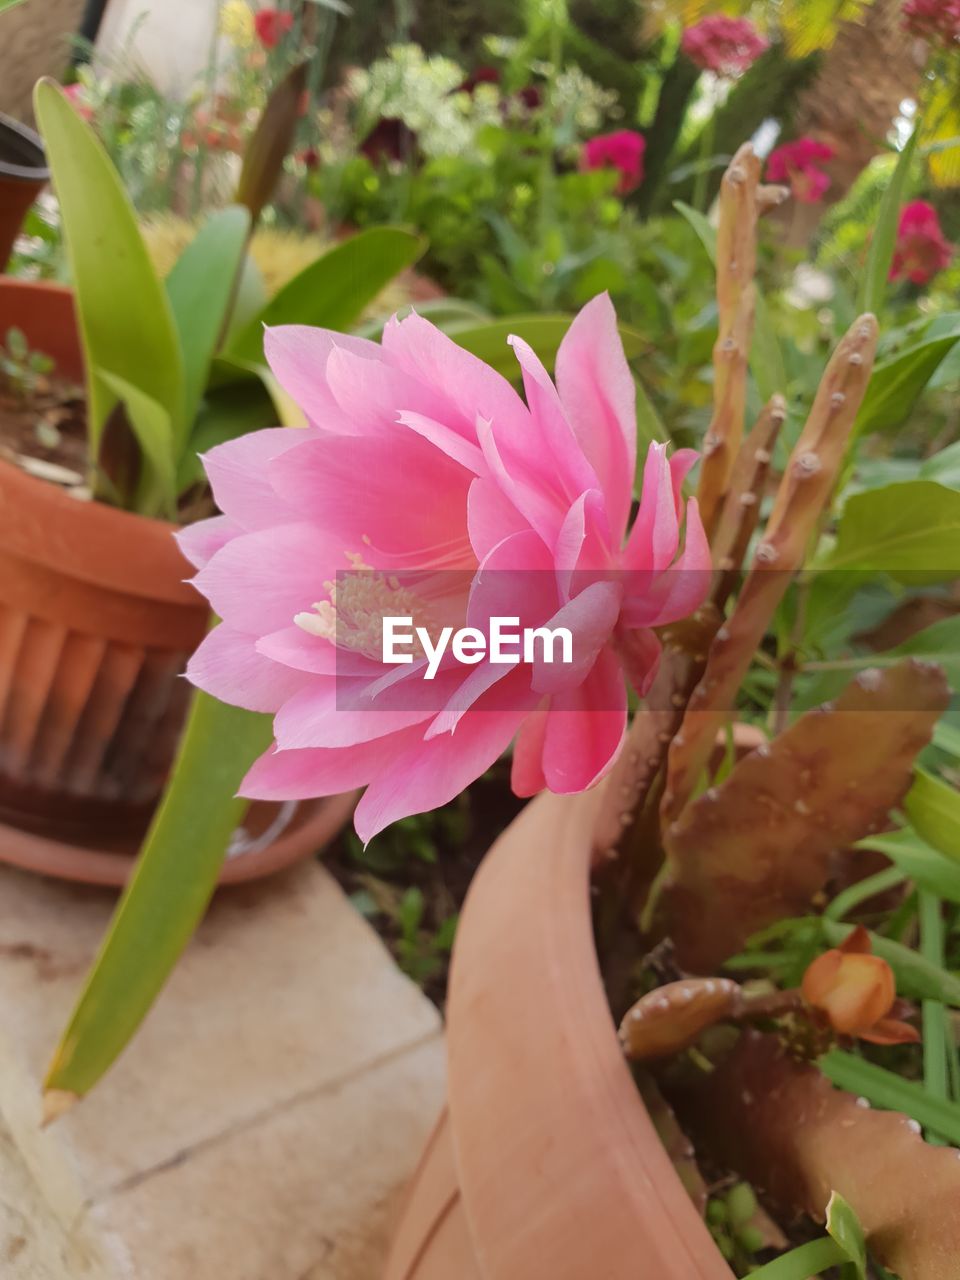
[324,343,452,436]
[202,427,309,530]
[531,581,622,696]
[555,293,637,543]
[186,624,309,712]
[193,522,343,634]
[554,489,614,601]
[511,702,548,797]
[507,334,598,504]
[256,626,380,678]
[382,311,527,440]
[467,477,529,562]
[264,326,382,434]
[669,449,698,515]
[267,432,473,567]
[241,729,418,800]
[542,649,626,793]
[397,410,486,474]
[354,682,533,842]
[273,679,435,749]
[176,515,240,570]
[622,442,679,572]
[620,497,711,628]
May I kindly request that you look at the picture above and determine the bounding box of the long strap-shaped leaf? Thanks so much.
[33,80,186,476]
[44,692,273,1108]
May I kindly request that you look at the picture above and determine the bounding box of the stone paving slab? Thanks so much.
[0,860,446,1278]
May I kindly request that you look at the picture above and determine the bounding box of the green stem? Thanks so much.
[919,889,949,1141]
[825,866,907,922]
[692,109,716,213]
[749,1236,847,1279]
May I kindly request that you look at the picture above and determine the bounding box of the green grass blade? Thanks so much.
[905,767,960,863]
[227,227,424,365]
[856,125,919,317]
[165,206,252,442]
[33,79,185,465]
[919,889,949,1141]
[44,691,273,1100]
[820,1049,960,1144]
[749,1236,847,1278]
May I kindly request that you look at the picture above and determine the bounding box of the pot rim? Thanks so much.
[0,112,49,182]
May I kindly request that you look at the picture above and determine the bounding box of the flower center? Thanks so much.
[294,551,437,660]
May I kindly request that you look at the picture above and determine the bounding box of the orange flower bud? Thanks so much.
[801,926,919,1045]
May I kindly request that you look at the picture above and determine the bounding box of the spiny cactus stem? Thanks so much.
[695,142,762,539]
[662,314,879,827]
[711,393,786,610]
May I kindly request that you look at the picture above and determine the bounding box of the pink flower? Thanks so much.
[580,130,646,194]
[254,7,294,48]
[63,82,94,123]
[766,137,834,204]
[903,0,960,45]
[180,295,710,842]
[890,200,954,285]
[681,15,769,76]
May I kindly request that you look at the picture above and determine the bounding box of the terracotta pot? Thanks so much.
[0,278,352,881]
[0,113,48,273]
[385,788,733,1280]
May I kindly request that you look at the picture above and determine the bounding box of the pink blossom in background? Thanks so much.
[254,7,294,48]
[63,83,94,123]
[902,0,960,45]
[766,137,834,204]
[681,15,769,76]
[181,295,710,842]
[580,131,646,194]
[890,200,954,285]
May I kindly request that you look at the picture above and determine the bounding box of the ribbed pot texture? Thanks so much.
[0,280,208,841]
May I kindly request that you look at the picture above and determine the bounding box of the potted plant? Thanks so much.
[0,74,423,883]
[39,127,960,1280]
[0,110,47,271]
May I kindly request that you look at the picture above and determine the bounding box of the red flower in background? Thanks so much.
[681,15,769,76]
[580,130,646,195]
[890,200,954,285]
[254,8,294,49]
[903,0,960,45]
[766,137,834,204]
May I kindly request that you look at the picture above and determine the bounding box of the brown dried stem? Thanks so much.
[710,393,786,611]
[696,143,762,539]
[671,1032,960,1280]
[661,314,879,828]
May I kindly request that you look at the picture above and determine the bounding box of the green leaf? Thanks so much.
[820,918,960,1005]
[0,0,29,11]
[905,768,960,863]
[856,316,960,436]
[97,370,176,517]
[33,79,185,462]
[857,125,919,316]
[921,440,960,490]
[857,828,960,905]
[44,691,274,1099]
[820,1049,960,1144]
[749,1236,847,1279]
[165,206,252,440]
[177,381,276,492]
[673,199,787,401]
[446,314,647,382]
[228,227,424,365]
[825,1192,867,1279]
[825,481,960,579]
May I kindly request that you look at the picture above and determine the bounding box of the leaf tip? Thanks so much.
[41,1088,80,1128]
